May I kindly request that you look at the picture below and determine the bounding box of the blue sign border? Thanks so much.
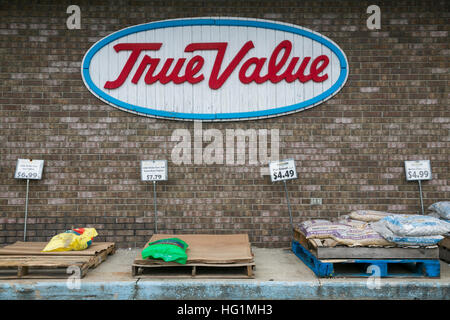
[82,18,348,121]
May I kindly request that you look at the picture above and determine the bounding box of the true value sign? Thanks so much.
[82,18,348,121]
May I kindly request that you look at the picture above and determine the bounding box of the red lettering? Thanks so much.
[132,54,204,85]
[185,55,205,84]
[143,59,162,84]
[104,43,162,89]
[310,55,329,82]
[268,40,291,83]
[239,57,268,84]
[185,41,254,89]
[282,57,312,83]
[103,41,330,89]
[131,56,158,84]
[154,58,187,84]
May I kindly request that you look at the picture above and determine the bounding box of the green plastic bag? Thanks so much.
[141,238,189,264]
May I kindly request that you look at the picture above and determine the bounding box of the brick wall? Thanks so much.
[0,0,448,248]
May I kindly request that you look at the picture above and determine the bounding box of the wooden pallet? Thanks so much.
[292,240,440,278]
[133,234,255,279]
[132,261,255,279]
[0,255,96,279]
[439,236,450,263]
[293,227,439,260]
[0,242,115,279]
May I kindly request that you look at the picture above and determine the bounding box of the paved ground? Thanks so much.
[0,247,449,299]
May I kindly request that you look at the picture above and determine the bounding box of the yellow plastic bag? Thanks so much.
[42,228,98,252]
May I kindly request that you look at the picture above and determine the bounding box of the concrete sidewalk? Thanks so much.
[0,247,449,300]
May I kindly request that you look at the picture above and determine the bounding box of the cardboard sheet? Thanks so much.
[135,234,253,264]
[0,241,115,256]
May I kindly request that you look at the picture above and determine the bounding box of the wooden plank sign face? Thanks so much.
[82,17,348,121]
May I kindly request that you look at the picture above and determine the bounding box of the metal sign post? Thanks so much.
[24,178,29,241]
[153,181,158,233]
[418,180,424,215]
[141,160,168,233]
[283,180,294,229]
[404,160,432,215]
[14,159,44,241]
[269,159,298,233]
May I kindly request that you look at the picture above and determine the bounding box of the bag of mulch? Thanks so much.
[331,226,393,247]
[42,228,98,252]
[428,201,450,220]
[141,238,189,264]
[301,222,351,239]
[337,217,369,229]
[297,219,332,234]
[370,220,443,247]
[381,214,450,237]
[348,210,394,222]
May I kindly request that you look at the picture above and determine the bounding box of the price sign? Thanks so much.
[269,159,297,182]
[141,160,168,181]
[404,160,432,181]
[14,159,44,180]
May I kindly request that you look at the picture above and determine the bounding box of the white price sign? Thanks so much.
[14,159,44,180]
[141,160,168,181]
[404,160,432,181]
[269,159,297,182]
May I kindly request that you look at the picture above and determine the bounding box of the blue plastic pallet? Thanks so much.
[291,240,440,278]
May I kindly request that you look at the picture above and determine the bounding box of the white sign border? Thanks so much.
[14,159,45,180]
[269,158,298,183]
[140,160,168,182]
[404,160,432,181]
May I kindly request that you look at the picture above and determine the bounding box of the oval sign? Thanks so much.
[82,17,348,121]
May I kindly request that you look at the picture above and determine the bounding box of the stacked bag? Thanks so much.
[297,216,391,247]
[428,201,450,238]
[298,204,450,248]
[427,201,450,223]
[371,213,450,247]
[349,206,450,247]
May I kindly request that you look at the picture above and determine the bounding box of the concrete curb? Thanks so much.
[1,280,449,300]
